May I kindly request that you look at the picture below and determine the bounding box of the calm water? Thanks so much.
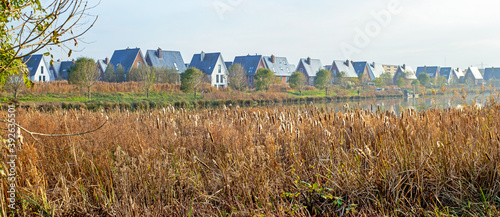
[297,94,495,114]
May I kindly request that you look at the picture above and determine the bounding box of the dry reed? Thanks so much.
[1,99,500,216]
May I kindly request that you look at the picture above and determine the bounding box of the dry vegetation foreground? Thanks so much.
[1,99,500,216]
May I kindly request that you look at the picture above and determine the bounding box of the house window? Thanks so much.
[218,65,221,73]
[220,75,224,83]
[39,76,42,81]
[137,62,141,68]
[43,76,46,81]
[41,66,44,74]
[286,77,289,83]
[216,75,219,83]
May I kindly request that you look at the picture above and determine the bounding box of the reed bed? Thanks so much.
[5,81,181,95]
[1,100,500,216]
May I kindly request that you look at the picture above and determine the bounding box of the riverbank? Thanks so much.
[6,92,404,111]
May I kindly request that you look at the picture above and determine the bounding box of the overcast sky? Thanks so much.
[66,0,500,69]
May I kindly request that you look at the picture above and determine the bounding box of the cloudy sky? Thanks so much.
[68,0,500,69]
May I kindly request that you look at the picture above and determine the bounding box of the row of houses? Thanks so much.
[392,65,487,86]
[22,47,498,88]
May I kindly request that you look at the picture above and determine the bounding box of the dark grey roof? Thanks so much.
[416,66,440,78]
[189,52,223,75]
[263,56,294,77]
[297,58,323,77]
[109,48,142,72]
[59,61,75,80]
[440,67,452,79]
[353,62,368,77]
[145,49,186,73]
[23,54,45,76]
[483,67,500,80]
[233,55,262,76]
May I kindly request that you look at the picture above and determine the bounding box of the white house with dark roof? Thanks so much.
[439,67,464,84]
[263,55,295,83]
[145,48,186,73]
[189,51,228,88]
[23,54,55,82]
[296,57,323,86]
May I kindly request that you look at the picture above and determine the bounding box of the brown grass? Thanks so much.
[1,99,500,216]
[4,81,181,95]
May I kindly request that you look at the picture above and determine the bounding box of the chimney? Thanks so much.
[345,59,350,67]
[403,64,406,69]
[307,57,311,65]
[157,48,163,59]
[424,65,427,71]
[201,51,205,62]
[271,55,275,64]
[105,57,109,65]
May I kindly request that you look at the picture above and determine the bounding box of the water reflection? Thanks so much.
[311,94,494,114]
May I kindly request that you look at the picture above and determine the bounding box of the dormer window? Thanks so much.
[173,62,178,71]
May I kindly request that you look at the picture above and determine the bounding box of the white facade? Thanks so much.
[28,57,54,82]
[209,56,228,88]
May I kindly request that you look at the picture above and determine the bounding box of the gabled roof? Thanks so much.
[23,54,45,76]
[233,55,263,76]
[397,65,417,79]
[97,59,107,72]
[454,68,464,78]
[416,66,440,78]
[369,62,386,79]
[331,60,357,78]
[189,52,223,75]
[467,67,483,80]
[483,67,500,80]
[58,61,75,80]
[263,55,295,77]
[109,48,142,72]
[439,67,452,79]
[145,49,186,73]
[353,62,369,77]
[225,62,233,69]
[297,58,322,77]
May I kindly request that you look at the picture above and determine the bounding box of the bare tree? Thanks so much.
[156,67,180,84]
[4,71,27,98]
[0,0,97,85]
[68,57,100,100]
[137,65,157,98]
[228,64,248,91]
